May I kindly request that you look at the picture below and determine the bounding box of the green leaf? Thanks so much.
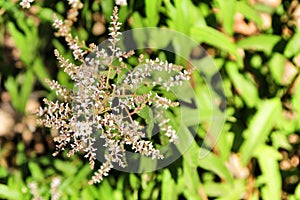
[217,0,236,35]
[168,0,191,35]
[0,184,22,200]
[71,164,91,186]
[239,98,281,165]
[4,76,19,112]
[163,0,205,35]
[198,148,234,184]
[191,26,243,67]
[28,161,44,181]
[57,70,73,89]
[225,62,259,107]
[203,182,228,197]
[141,176,156,199]
[215,124,234,161]
[269,53,286,85]
[284,31,300,58]
[131,12,145,29]
[37,8,56,22]
[294,183,300,198]
[7,19,38,67]
[129,174,140,190]
[237,34,281,55]
[271,131,292,150]
[16,142,26,166]
[183,156,202,199]
[4,70,35,113]
[0,166,8,178]
[101,0,114,21]
[145,0,162,27]
[20,70,35,113]
[161,169,177,200]
[255,145,282,200]
[98,179,114,199]
[54,160,77,176]
[235,1,263,27]
[138,105,155,136]
[203,180,245,199]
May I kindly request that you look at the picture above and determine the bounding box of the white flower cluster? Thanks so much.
[68,0,82,8]
[124,56,191,91]
[20,0,34,9]
[115,0,127,6]
[38,6,192,184]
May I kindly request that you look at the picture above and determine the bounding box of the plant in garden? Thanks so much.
[37,5,191,184]
[1,0,297,199]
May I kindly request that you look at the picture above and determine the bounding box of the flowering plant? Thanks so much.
[38,5,192,184]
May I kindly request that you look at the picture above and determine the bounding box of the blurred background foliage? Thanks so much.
[0,0,300,199]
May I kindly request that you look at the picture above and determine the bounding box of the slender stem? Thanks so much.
[106,40,116,88]
[106,63,113,88]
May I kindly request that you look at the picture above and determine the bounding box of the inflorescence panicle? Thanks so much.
[38,5,192,184]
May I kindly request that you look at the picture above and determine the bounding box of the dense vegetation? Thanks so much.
[0,0,300,199]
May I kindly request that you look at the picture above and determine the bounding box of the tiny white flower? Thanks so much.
[20,0,34,8]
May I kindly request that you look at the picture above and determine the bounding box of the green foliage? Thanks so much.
[1,0,300,199]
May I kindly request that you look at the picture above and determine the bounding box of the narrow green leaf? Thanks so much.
[0,184,22,200]
[191,26,243,67]
[255,145,282,200]
[183,157,202,199]
[161,169,177,200]
[198,148,234,184]
[172,0,191,35]
[237,34,281,55]
[54,160,77,176]
[240,98,281,165]
[215,124,233,161]
[271,131,292,150]
[129,174,140,190]
[16,142,26,166]
[269,53,286,85]
[4,76,20,112]
[145,0,162,27]
[28,161,44,181]
[284,31,300,58]
[137,106,152,124]
[217,0,235,35]
[21,70,35,113]
[37,8,56,22]
[203,180,245,199]
[7,21,38,66]
[203,182,228,197]
[294,183,300,198]
[225,62,259,107]
[236,1,263,27]
[101,0,114,21]
[163,0,203,35]
[141,179,156,199]
[32,58,51,89]
[71,164,91,185]
[98,179,114,199]
[0,167,8,178]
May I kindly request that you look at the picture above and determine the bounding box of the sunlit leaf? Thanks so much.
[237,34,281,55]
[236,1,263,27]
[216,0,235,35]
[255,145,282,200]
[161,169,177,200]
[191,27,243,67]
[240,98,281,165]
[225,61,259,107]
[0,184,22,200]
[284,31,300,58]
